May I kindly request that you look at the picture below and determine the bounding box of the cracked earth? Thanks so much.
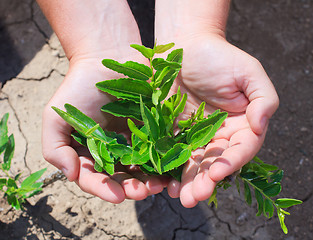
[0,0,312,239]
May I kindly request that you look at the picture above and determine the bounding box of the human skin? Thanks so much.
[155,0,279,207]
[38,0,166,203]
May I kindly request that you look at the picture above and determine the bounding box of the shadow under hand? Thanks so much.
[135,190,212,240]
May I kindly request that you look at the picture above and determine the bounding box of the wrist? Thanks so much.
[37,0,141,60]
[155,0,230,44]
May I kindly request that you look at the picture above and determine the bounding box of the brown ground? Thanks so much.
[0,0,312,239]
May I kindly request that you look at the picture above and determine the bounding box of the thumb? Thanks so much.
[42,105,80,181]
[244,60,279,135]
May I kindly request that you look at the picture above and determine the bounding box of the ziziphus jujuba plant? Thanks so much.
[53,43,302,234]
[0,113,46,210]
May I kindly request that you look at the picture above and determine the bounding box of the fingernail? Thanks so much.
[260,116,268,130]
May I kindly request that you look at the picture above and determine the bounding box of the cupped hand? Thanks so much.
[42,52,167,204]
[166,34,279,207]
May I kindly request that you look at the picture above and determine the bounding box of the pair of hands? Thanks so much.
[41,2,279,207]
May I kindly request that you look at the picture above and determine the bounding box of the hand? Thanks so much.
[40,0,166,204]
[165,34,279,207]
[42,51,167,203]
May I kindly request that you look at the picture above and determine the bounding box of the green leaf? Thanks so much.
[21,168,46,189]
[252,156,264,164]
[260,163,279,171]
[173,93,187,118]
[263,183,281,197]
[188,125,214,150]
[250,163,270,177]
[94,162,104,172]
[140,97,159,141]
[107,143,132,160]
[152,58,182,71]
[156,105,166,137]
[131,146,150,165]
[159,72,179,102]
[167,48,183,63]
[96,78,153,104]
[277,209,288,234]
[0,113,9,154]
[187,111,227,144]
[149,144,161,174]
[255,189,264,216]
[99,142,114,175]
[178,119,193,129]
[244,181,252,205]
[250,178,269,190]
[130,44,154,59]
[102,59,152,81]
[0,178,7,190]
[104,130,128,145]
[139,142,148,155]
[87,138,104,170]
[140,162,159,175]
[155,136,176,155]
[194,102,205,120]
[154,67,171,88]
[53,104,112,143]
[87,139,114,175]
[71,131,87,147]
[7,194,21,210]
[270,170,284,183]
[120,154,132,165]
[14,173,22,181]
[264,198,274,218]
[154,43,175,54]
[101,100,142,121]
[208,188,218,208]
[7,178,18,189]
[275,198,303,208]
[2,134,15,170]
[129,120,149,144]
[240,172,259,181]
[152,90,162,106]
[160,143,191,173]
[174,87,182,107]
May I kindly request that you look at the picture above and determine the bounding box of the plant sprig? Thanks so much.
[52,43,301,234]
[0,113,46,210]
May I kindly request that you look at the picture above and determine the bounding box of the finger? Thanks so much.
[76,156,126,203]
[209,128,265,182]
[110,172,149,201]
[129,170,166,195]
[167,179,181,198]
[244,60,279,135]
[192,139,228,201]
[42,106,79,181]
[179,149,204,208]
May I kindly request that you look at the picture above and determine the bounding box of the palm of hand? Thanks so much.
[43,57,165,204]
[168,36,273,207]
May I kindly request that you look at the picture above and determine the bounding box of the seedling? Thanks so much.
[53,43,301,234]
[0,113,46,210]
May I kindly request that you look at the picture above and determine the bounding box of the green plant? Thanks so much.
[0,113,46,210]
[52,43,301,234]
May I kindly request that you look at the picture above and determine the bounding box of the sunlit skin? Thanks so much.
[155,1,279,207]
[38,0,279,205]
[39,0,167,203]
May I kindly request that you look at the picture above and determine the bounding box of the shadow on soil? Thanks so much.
[0,196,80,240]
[135,191,211,240]
[0,0,53,86]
